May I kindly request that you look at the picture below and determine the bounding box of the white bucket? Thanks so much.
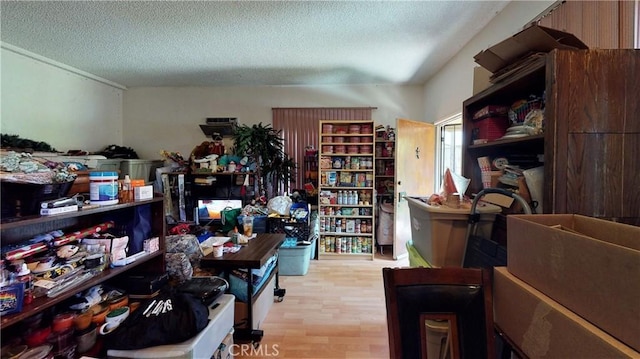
[90,171,119,205]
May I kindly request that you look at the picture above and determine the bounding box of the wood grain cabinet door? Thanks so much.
[547,49,640,224]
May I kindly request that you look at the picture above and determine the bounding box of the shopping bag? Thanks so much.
[220,207,241,232]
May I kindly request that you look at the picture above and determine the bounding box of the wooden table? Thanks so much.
[200,233,286,342]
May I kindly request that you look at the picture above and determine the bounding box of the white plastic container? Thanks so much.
[89,171,119,205]
[406,197,501,267]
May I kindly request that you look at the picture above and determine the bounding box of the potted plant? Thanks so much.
[232,122,297,198]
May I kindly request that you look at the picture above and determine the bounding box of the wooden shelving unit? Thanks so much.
[317,120,375,260]
[0,197,166,331]
[462,49,640,243]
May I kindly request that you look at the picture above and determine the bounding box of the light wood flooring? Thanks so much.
[235,251,409,359]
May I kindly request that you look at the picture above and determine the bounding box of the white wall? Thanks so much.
[0,47,124,153]
[422,0,555,123]
[123,85,423,159]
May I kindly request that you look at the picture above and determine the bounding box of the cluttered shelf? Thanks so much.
[0,197,163,229]
[0,250,163,329]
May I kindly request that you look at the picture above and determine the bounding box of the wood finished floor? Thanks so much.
[235,251,409,359]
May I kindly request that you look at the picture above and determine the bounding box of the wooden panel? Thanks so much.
[539,0,631,49]
[546,50,569,213]
[623,133,640,219]
[563,50,633,133]
[582,1,619,48]
[623,50,640,133]
[619,0,636,48]
[566,133,623,217]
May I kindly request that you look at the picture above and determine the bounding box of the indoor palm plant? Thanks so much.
[232,123,297,198]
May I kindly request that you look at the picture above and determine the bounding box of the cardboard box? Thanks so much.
[472,66,492,95]
[507,214,640,352]
[493,267,639,358]
[474,25,588,73]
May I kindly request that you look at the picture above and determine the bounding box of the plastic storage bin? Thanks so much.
[268,219,310,241]
[237,215,268,234]
[406,197,501,267]
[279,238,312,276]
[120,159,165,183]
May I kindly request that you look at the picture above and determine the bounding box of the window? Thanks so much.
[435,114,463,192]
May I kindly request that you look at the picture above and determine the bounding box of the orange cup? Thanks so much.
[74,311,93,331]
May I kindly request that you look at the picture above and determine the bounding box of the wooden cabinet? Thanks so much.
[0,197,166,331]
[317,120,375,259]
[463,49,640,226]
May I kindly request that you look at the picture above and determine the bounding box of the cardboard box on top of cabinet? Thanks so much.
[472,66,492,95]
[474,24,588,73]
[493,267,639,358]
[507,214,640,352]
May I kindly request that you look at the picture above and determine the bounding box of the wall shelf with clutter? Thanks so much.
[463,49,640,242]
[317,120,375,260]
[0,196,166,335]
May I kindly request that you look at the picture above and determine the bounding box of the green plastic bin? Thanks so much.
[406,240,432,268]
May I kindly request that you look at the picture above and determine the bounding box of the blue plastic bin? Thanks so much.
[279,238,312,276]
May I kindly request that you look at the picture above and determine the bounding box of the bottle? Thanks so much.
[338,191,343,205]
[123,175,132,203]
[231,227,239,244]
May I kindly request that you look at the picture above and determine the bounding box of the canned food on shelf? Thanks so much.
[335,126,348,134]
[347,145,359,154]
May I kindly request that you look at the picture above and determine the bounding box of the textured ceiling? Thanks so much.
[1,1,508,88]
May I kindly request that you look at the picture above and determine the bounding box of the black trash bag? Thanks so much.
[98,144,139,159]
[103,287,209,350]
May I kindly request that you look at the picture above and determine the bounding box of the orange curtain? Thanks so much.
[272,107,375,193]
